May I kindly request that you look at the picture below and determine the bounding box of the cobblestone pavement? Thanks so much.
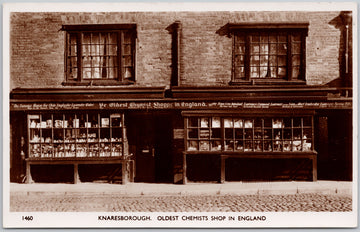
[10,193,352,212]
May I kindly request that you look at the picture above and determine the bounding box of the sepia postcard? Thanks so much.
[3,1,358,228]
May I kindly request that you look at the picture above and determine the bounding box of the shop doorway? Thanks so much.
[126,112,173,183]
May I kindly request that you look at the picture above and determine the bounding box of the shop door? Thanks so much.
[126,112,172,183]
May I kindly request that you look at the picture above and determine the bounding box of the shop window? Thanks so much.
[225,23,308,84]
[185,116,313,152]
[27,112,125,158]
[62,24,136,85]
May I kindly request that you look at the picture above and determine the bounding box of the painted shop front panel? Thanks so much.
[10,96,352,184]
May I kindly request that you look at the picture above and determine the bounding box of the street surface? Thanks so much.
[11,193,351,212]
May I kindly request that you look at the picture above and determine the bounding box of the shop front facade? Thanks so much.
[9,10,353,184]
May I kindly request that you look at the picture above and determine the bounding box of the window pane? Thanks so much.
[109,67,118,79]
[269,35,277,42]
[278,44,287,55]
[109,45,117,55]
[224,118,233,128]
[234,119,243,128]
[278,35,287,42]
[251,44,260,54]
[212,117,221,128]
[292,55,301,66]
[83,68,92,79]
[260,67,268,78]
[225,128,233,139]
[235,55,244,66]
[235,66,245,79]
[278,56,286,66]
[188,129,198,138]
[199,141,210,151]
[188,118,198,127]
[211,128,221,139]
[292,66,300,79]
[270,44,277,54]
[124,44,132,55]
[235,128,243,139]
[235,35,245,43]
[200,118,209,128]
[260,44,269,54]
[278,67,286,78]
[235,44,245,54]
[250,55,260,66]
[123,56,132,66]
[260,35,268,43]
[251,35,260,42]
[68,67,78,80]
[292,34,301,42]
[250,67,259,78]
[211,141,222,151]
[123,32,132,44]
[188,141,198,151]
[83,56,91,67]
[292,43,301,54]
[260,56,268,65]
[93,67,101,79]
[270,67,277,78]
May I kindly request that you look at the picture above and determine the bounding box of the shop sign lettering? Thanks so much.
[10,101,352,111]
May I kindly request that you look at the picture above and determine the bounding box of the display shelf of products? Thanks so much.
[185,116,313,153]
[28,113,125,159]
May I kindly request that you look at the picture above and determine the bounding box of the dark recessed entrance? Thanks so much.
[126,111,173,183]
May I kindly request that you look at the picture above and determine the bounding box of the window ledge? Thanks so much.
[229,80,307,86]
[62,80,135,86]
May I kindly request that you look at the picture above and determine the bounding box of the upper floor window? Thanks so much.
[226,23,308,84]
[62,24,136,85]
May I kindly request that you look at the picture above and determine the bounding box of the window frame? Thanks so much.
[27,112,126,159]
[184,115,315,153]
[227,23,309,85]
[62,24,137,85]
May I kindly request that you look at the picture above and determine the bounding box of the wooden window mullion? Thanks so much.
[287,34,293,81]
[77,33,82,82]
[118,31,124,82]
[301,33,306,81]
[232,34,236,81]
[245,35,251,81]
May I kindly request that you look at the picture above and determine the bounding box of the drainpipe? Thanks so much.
[340,11,352,96]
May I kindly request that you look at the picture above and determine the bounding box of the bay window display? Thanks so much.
[185,116,314,153]
[28,112,125,158]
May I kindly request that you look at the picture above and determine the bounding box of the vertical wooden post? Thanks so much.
[220,155,226,183]
[122,161,128,185]
[183,153,187,184]
[73,163,80,184]
[26,162,33,184]
[312,156,317,181]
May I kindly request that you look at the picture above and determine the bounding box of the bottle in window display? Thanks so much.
[302,134,312,151]
[199,141,209,151]
[212,117,221,128]
[200,118,209,128]
[236,142,244,151]
[283,141,291,151]
[211,141,221,151]
[188,141,198,151]
[244,141,252,152]
[254,141,262,151]
[244,120,253,128]
[274,131,282,151]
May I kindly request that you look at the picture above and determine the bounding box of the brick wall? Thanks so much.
[10,11,343,90]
